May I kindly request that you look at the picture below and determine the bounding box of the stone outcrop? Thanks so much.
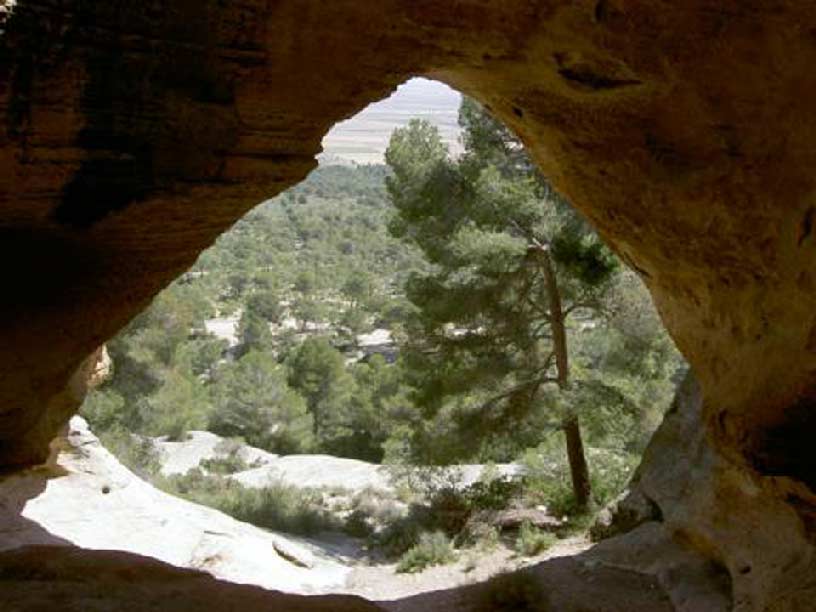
[598,373,816,611]
[0,546,380,612]
[0,416,352,594]
[3,1,816,609]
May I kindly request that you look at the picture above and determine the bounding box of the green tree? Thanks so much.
[347,355,415,462]
[236,306,274,357]
[247,290,284,324]
[81,388,126,432]
[92,283,214,433]
[294,270,318,296]
[175,337,228,379]
[291,297,327,332]
[340,307,371,337]
[342,270,375,310]
[285,337,356,451]
[211,351,314,453]
[385,102,618,509]
[140,368,212,440]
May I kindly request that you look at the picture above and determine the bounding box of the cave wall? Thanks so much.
[3,1,816,609]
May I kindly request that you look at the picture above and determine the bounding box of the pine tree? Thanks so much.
[285,337,356,450]
[385,100,619,510]
[211,351,314,453]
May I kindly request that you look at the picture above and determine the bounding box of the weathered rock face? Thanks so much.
[0,417,352,594]
[0,546,380,612]
[632,374,816,612]
[595,373,816,611]
[3,0,816,609]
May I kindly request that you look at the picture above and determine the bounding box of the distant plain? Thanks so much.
[320,78,462,165]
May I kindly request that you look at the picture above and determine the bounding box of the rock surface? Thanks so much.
[0,546,381,612]
[4,1,816,609]
[0,417,351,594]
[599,373,816,612]
[155,429,521,491]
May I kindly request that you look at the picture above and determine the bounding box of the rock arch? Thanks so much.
[3,1,816,609]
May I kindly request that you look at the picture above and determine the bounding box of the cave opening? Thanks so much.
[5,1,816,609]
[0,75,692,609]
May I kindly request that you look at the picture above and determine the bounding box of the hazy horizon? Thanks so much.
[320,78,462,165]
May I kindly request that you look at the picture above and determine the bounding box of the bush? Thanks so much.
[200,454,248,475]
[81,389,126,433]
[99,428,160,480]
[588,449,638,508]
[378,514,426,558]
[521,443,639,518]
[377,470,524,557]
[349,487,406,528]
[200,437,250,474]
[396,531,456,573]
[460,522,502,552]
[375,487,467,558]
[159,471,337,536]
[344,509,374,538]
[515,521,557,557]
[426,486,473,536]
[466,477,523,512]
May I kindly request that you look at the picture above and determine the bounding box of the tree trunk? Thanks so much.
[562,410,591,510]
[536,245,592,511]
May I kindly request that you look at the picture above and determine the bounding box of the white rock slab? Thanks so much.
[0,417,350,594]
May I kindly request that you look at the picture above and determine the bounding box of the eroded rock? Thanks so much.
[3,1,816,609]
[0,417,351,594]
[0,546,380,612]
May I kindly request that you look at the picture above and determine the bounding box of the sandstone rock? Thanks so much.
[590,487,661,542]
[156,429,521,492]
[3,2,816,609]
[0,546,381,612]
[86,345,112,389]
[154,429,277,477]
[593,372,816,611]
[379,552,676,612]
[491,508,562,531]
[586,522,732,612]
[0,417,351,594]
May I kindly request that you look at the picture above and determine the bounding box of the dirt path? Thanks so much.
[333,535,590,603]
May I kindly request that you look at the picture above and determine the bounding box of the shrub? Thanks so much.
[521,444,639,519]
[81,389,126,433]
[375,487,468,558]
[377,470,524,557]
[99,428,161,480]
[427,486,472,536]
[588,449,638,508]
[344,509,374,538]
[200,437,250,474]
[378,514,426,557]
[466,477,523,512]
[159,471,338,536]
[525,476,578,518]
[519,446,576,516]
[348,487,406,531]
[515,521,557,557]
[461,522,502,552]
[396,531,456,573]
[200,454,248,475]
